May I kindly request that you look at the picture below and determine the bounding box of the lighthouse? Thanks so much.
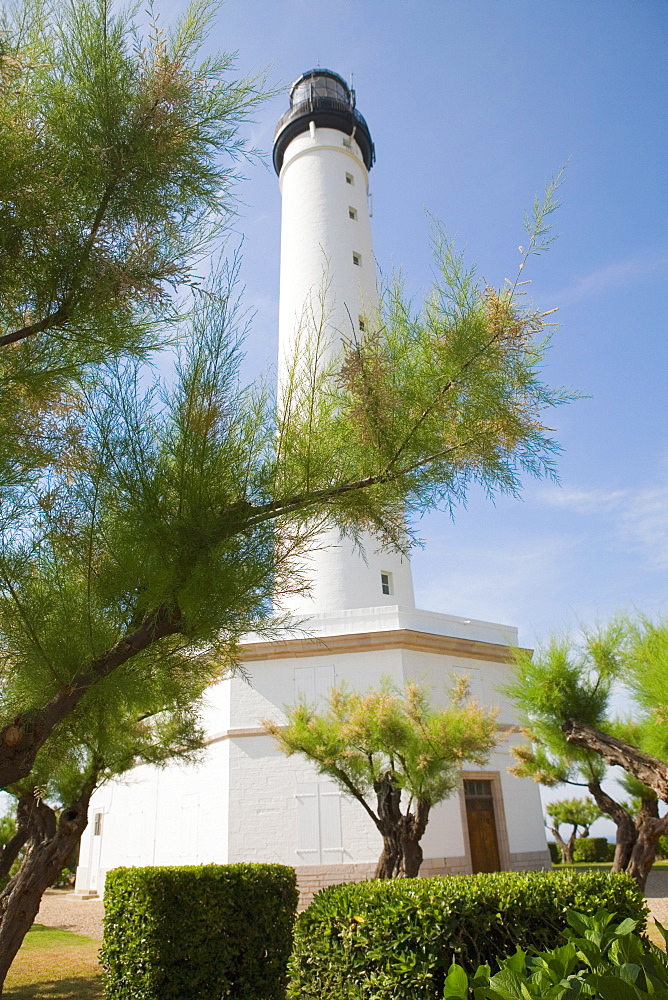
[74,71,552,904]
[273,69,415,616]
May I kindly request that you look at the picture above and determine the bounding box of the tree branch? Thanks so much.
[563,719,668,800]
[0,602,182,790]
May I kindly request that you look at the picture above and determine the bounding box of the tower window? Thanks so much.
[349,207,357,220]
[345,172,354,185]
[358,316,366,332]
[381,571,393,596]
[342,136,352,149]
[352,252,361,266]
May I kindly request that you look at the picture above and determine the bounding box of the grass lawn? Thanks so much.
[5,924,102,1000]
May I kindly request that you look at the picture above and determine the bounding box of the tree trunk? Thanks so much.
[563,720,668,800]
[0,794,32,881]
[373,772,403,879]
[0,602,181,791]
[374,836,401,878]
[0,789,92,992]
[563,829,577,865]
[398,800,431,878]
[587,780,637,873]
[626,800,667,893]
[549,826,569,864]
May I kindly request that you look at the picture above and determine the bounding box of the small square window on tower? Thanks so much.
[358,316,366,332]
[380,571,393,596]
[352,252,361,266]
[345,172,354,185]
[349,207,357,220]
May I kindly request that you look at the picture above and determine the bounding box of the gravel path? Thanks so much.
[34,872,668,943]
[37,891,105,941]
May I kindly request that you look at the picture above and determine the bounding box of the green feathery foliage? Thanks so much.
[545,797,601,836]
[267,678,498,805]
[0,0,266,490]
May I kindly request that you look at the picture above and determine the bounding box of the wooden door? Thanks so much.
[464,779,501,873]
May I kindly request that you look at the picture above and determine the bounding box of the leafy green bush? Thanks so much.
[572,836,612,862]
[548,841,561,864]
[288,870,646,999]
[442,908,668,999]
[658,835,668,860]
[102,864,298,1000]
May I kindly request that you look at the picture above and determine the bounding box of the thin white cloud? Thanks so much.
[549,255,668,307]
[617,486,668,570]
[539,487,627,514]
[539,478,668,569]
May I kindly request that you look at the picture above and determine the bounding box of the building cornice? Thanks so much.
[238,628,527,664]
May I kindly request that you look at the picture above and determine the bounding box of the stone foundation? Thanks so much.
[295,851,552,909]
[296,856,470,909]
[509,849,552,871]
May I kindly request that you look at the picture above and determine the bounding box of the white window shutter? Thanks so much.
[296,783,320,860]
[319,782,343,863]
[294,666,316,703]
[314,665,335,705]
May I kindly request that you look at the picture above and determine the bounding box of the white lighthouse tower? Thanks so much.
[274,70,415,615]
[74,71,551,905]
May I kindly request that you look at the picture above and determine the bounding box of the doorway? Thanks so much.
[464,779,501,873]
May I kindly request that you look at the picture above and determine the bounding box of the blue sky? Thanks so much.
[160,1,667,828]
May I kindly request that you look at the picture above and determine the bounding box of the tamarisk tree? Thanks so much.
[266,679,499,878]
[0,0,571,817]
[508,619,668,891]
[0,583,213,991]
[544,797,601,864]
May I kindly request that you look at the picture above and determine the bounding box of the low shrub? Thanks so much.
[288,870,646,999]
[441,908,668,999]
[547,841,561,864]
[572,836,612,862]
[102,863,298,1000]
[658,835,668,860]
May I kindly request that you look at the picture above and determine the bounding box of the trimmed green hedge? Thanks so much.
[572,836,615,862]
[102,863,298,1000]
[547,840,561,864]
[288,870,646,999]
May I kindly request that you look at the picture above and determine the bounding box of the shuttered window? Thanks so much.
[296,781,343,863]
[294,664,335,706]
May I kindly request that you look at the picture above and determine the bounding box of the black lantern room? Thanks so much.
[273,69,375,175]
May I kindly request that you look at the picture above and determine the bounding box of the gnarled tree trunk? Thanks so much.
[371,773,433,879]
[626,799,667,893]
[373,773,403,878]
[0,789,92,993]
[397,799,430,878]
[0,794,32,881]
[563,720,668,800]
[587,780,637,873]
[549,825,577,865]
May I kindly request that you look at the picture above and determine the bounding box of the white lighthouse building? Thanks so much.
[75,71,550,904]
[274,69,414,617]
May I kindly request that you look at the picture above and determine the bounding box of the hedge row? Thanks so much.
[288,870,647,999]
[101,864,298,1000]
[548,837,617,864]
[572,836,615,862]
